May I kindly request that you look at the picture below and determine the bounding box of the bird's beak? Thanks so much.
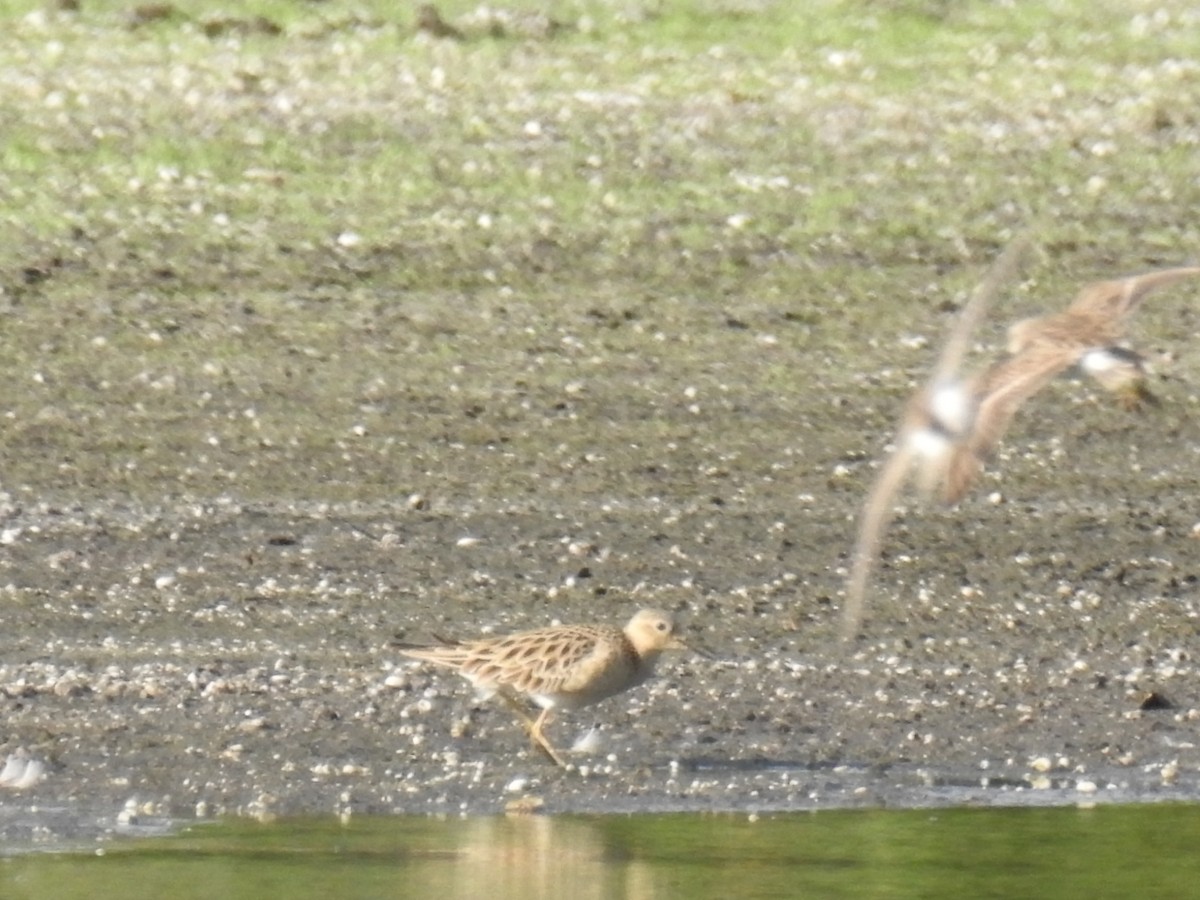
[677,636,715,658]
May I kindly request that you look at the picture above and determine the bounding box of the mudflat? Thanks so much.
[1,1,1198,846]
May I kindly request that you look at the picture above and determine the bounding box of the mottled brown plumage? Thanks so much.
[399,609,686,767]
[942,265,1200,503]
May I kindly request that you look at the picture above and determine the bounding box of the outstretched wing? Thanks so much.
[842,440,917,640]
[940,342,1080,504]
[931,233,1034,384]
[970,343,1083,456]
[842,234,1032,639]
[1069,266,1200,322]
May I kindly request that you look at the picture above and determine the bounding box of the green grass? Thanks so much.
[0,0,1198,502]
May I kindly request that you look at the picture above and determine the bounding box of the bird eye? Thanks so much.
[656,621,668,632]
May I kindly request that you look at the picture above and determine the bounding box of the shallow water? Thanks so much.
[3,805,1197,899]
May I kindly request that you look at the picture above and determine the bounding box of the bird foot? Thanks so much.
[1118,383,1159,411]
[531,739,573,770]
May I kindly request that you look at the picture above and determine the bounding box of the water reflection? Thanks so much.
[3,805,1200,899]
[428,816,659,899]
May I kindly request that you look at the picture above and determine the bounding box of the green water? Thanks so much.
[2,805,1197,899]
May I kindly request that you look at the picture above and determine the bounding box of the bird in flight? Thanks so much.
[843,252,1200,639]
[941,265,1200,503]
[841,235,1032,639]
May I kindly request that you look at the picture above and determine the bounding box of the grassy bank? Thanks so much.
[1,0,1197,503]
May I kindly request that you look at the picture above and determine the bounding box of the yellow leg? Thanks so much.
[495,690,539,730]
[495,692,570,769]
[527,708,570,769]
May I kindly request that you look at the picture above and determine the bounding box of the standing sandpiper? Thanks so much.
[398,608,688,768]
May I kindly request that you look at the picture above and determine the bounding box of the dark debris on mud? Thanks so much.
[0,467,1198,848]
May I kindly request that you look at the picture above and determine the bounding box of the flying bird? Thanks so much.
[841,235,1032,639]
[942,265,1200,503]
[843,255,1200,639]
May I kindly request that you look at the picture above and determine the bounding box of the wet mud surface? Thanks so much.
[2,410,1199,849]
[2,0,1200,852]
